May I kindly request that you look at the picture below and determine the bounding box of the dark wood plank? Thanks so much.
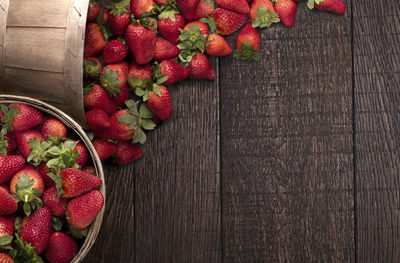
[219,2,354,262]
[134,75,221,261]
[353,0,400,262]
[84,165,135,262]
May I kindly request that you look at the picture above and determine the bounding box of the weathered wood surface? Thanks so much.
[84,0,400,262]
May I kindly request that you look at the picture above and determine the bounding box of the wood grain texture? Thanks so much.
[354,0,400,262]
[0,0,9,90]
[219,2,354,262]
[134,75,221,262]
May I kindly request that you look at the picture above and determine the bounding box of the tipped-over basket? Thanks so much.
[0,94,105,263]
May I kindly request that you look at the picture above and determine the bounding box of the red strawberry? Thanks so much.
[60,168,102,198]
[20,207,52,254]
[15,129,44,158]
[206,34,232,56]
[0,187,17,215]
[86,109,111,132]
[234,23,261,61]
[158,60,189,85]
[128,62,152,81]
[102,8,110,23]
[211,8,247,35]
[84,57,102,79]
[42,187,67,217]
[154,38,180,61]
[194,0,215,20]
[100,62,129,97]
[41,117,67,139]
[74,142,88,167]
[84,84,117,115]
[0,154,25,184]
[102,39,128,65]
[176,0,201,21]
[45,232,78,263]
[4,132,16,155]
[146,85,172,121]
[81,166,95,174]
[215,0,250,14]
[0,215,15,237]
[108,110,135,140]
[84,23,107,57]
[250,0,280,28]
[113,84,130,107]
[125,22,156,65]
[189,53,216,80]
[66,190,104,229]
[0,253,13,263]
[130,0,155,18]
[10,166,45,196]
[0,184,9,193]
[87,0,100,22]
[115,141,143,165]
[92,139,118,161]
[183,21,209,37]
[158,12,186,44]
[6,104,43,132]
[38,163,55,189]
[108,3,131,36]
[155,0,168,4]
[315,0,346,14]
[275,0,297,27]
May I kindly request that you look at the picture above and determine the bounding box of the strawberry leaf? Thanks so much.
[133,127,147,144]
[158,9,177,21]
[0,136,8,155]
[178,25,206,53]
[14,174,43,216]
[108,0,130,16]
[0,235,13,246]
[234,41,260,62]
[84,59,101,79]
[153,86,162,97]
[140,104,154,119]
[142,119,156,130]
[47,172,64,197]
[200,16,219,34]
[100,68,123,97]
[69,224,88,239]
[252,6,280,29]
[13,233,44,263]
[51,216,62,232]
[307,0,315,9]
[0,105,18,135]
[14,217,22,233]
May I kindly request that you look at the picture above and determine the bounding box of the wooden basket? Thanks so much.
[0,94,106,263]
[0,0,90,127]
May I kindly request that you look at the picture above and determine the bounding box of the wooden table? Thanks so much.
[85,0,400,261]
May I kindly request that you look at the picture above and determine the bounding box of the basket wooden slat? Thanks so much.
[0,94,105,263]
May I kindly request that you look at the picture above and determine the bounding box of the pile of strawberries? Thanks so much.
[0,103,104,263]
[83,0,346,166]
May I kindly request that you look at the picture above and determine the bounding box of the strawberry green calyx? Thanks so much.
[200,15,219,34]
[178,25,207,52]
[46,140,81,173]
[51,216,63,232]
[100,68,123,97]
[98,22,112,40]
[84,59,101,78]
[28,138,54,167]
[11,233,44,263]
[118,100,157,144]
[0,105,18,135]
[252,6,280,28]
[234,41,260,62]
[178,49,196,67]
[69,224,88,239]
[108,0,130,16]
[158,9,178,21]
[0,235,13,250]
[307,0,323,9]
[0,136,8,155]
[47,172,63,197]
[12,174,43,216]
[89,0,98,7]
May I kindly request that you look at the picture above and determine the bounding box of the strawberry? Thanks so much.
[0,187,17,215]
[102,8,110,23]
[45,232,78,263]
[157,60,189,85]
[189,52,216,80]
[205,34,232,56]
[0,154,25,184]
[92,139,118,161]
[113,84,130,107]
[211,8,247,35]
[250,0,280,28]
[84,57,102,79]
[0,184,9,193]
[234,23,261,61]
[81,166,95,174]
[87,0,100,22]
[0,253,13,263]
[15,129,44,158]
[2,132,16,155]
[38,163,55,189]
[125,20,157,65]
[86,109,111,132]
[74,142,88,167]
[0,214,15,238]
[20,207,52,254]
[314,0,346,14]
[102,39,128,65]
[131,0,155,18]
[215,0,250,14]
[115,141,143,164]
[176,0,201,21]
[108,110,136,140]
[146,85,173,121]
[4,104,43,132]
[128,62,152,82]
[59,168,102,198]
[158,12,186,44]
[42,187,67,217]
[155,0,167,4]
[84,84,117,115]
[66,190,104,229]
[194,0,215,20]
[107,1,131,36]
[84,23,107,57]
[183,21,209,37]
[41,118,67,139]
[100,62,129,97]
[154,38,180,61]
[274,0,297,27]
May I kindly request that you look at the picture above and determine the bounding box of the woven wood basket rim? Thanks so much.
[0,94,106,263]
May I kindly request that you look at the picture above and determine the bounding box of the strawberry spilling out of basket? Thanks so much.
[0,103,104,263]
[84,0,346,165]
